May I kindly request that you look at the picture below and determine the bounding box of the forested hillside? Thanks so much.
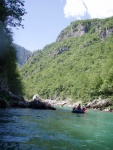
[21,17,113,103]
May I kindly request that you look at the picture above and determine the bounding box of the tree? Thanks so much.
[0,0,26,95]
[0,0,26,58]
[0,0,26,28]
[5,44,24,95]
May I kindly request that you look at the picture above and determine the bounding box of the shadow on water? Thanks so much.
[0,108,113,150]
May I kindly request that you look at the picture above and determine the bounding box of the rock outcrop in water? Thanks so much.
[0,90,56,110]
[86,98,112,111]
[29,94,56,110]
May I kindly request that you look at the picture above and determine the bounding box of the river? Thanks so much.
[0,107,113,150]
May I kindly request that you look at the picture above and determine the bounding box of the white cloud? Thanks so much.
[64,0,87,19]
[64,0,113,19]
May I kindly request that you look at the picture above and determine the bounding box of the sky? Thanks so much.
[13,0,113,51]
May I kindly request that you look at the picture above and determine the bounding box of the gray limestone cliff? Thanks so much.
[14,44,32,66]
[56,17,113,42]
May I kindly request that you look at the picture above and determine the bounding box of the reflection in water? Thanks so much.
[0,108,113,150]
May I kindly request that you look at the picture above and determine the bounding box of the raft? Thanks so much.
[72,109,86,113]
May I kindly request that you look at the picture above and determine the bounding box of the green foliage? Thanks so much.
[21,17,113,102]
[0,0,26,28]
[0,0,26,96]
[5,45,24,95]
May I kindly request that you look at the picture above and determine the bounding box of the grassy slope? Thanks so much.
[20,17,113,103]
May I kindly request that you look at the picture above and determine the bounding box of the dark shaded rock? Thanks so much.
[0,89,25,108]
[0,98,10,108]
[18,101,29,108]
[0,90,56,110]
[29,99,46,109]
[109,108,113,112]
[29,96,56,110]
[11,100,29,108]
[0,89,23,102]
[99,27,113,40]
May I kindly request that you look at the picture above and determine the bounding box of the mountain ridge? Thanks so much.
[56,17,113,42]
[20,16,113,105]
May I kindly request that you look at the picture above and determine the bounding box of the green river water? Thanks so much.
[0,107,113,150]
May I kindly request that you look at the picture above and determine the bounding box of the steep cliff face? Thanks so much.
[56,23,87,42]
[14,44,32,66]
[56,17,113,42]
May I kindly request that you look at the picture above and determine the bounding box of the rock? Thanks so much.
[48,46,69,57]
[86,102,91,108]
[94,99,111,108]
[109,108,113,112]
[0,98,10,108]
[14,44,32,66]
[0,89,23,108]
[86,99,112,109]
[57,46,69,55]
[44,98,74,107]
[33,94,41,101]
[0,91,56,110]
[99,27,113,40]
[11,101,29,108]
[18,101,29,108]
[103,108,113,112]
[29,99,56,110]
[56,24,87,42]
[0,89,23,102]
[28,94,56,110]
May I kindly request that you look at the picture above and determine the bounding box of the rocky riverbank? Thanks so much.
[1,90,113,112]
[44,97,113,112]
[0,90,56,110]
[85,98,113,112]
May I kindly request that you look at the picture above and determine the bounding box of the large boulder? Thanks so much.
[29,99,56,110]
[33,94,41,101]
[29,94,56,110]
[0,98,10,108]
